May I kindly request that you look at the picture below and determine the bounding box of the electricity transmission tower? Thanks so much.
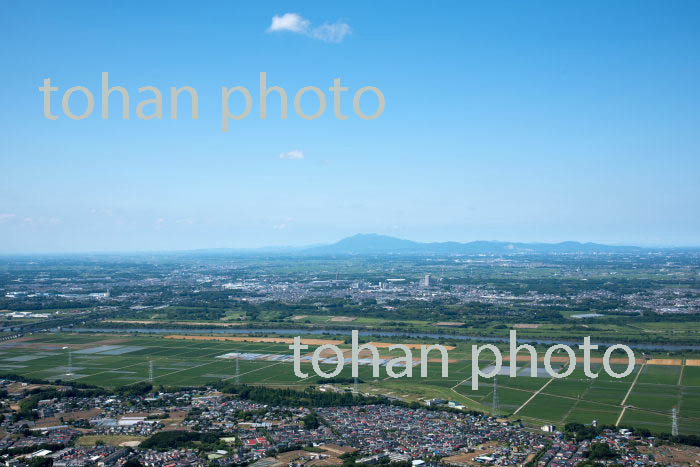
[492,377,499,416]
[66,349,73,377]
[672,407,679,436]
[235,355,240,384]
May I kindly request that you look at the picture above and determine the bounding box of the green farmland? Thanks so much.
[2,332,700,436]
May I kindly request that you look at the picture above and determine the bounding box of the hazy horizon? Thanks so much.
[1,232,699,255]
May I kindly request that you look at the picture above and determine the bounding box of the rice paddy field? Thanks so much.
[2,332,700,436]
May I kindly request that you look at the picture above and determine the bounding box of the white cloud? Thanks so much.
[4,215,62,226]
[267,13,351,43]
[268,13,310,33]
[279,149,304,160]
[311,22,352,43]
[90,207,114,217]
[273,217,294,230]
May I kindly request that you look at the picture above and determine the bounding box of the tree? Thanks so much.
[302,412,321,430]
[28,458,53,467]
[588,443,617,460]
[123,459,143,467]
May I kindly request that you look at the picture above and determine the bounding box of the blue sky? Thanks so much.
[1,1,699,252]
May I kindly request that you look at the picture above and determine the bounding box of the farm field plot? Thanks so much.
[679,386,700,419]
[626,384,680,413]
[453,379,533,413]
[621,409,673,433]
[637,364,682,386]
[563,401,621,426]
[500,375,551,392]
[585,381,632,405]
[681,366,700,386]
[543,379,592,399]
[595,364,641,383]
[467,383,533,414]
[516,393,579,422]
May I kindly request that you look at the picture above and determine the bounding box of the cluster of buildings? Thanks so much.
[43,446,128,467]
[317,405,546,462]
[536,430,671,467]
[0,427,81,450]
[45,446,201,467]
[1,378,691,466]
[536,441,587,467]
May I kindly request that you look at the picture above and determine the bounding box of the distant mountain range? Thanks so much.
[191,234,672,256]
[299,234,646,255]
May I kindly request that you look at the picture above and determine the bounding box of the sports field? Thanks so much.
[1,332,699,436]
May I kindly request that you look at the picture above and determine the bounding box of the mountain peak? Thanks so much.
[330,233,418,253]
